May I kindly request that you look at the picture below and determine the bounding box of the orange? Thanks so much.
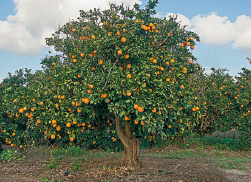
[125,116,130,120]
[40,102,43,105]
[99,60,103,64]
[138,107,144,112]
[37,119,41,124]
[108,32,112,36]
[127,64,131,68]
[152,59,157,64]
[186,42,190,46]
[171,59,175,63]
[89,84,94,89]
[168,125,171,128]
[152,107,156,112]
[195,107,199,111]
[141,121,145,125]
[91,35,95,39]
[52,120,56,124]
[80,53,84,57]
[180,43,184,47]
[149,23,153,27]
[19,109,24,113]
[166,78,170,82]
[124,54,129,59]
[70,137,74,141]
[87,90,92,93]
[73,120,77,124]
[51,134,56,139]
[118,50,122,55]
[126,92,131,96]
[134,120,139,124]
[189,60,193,64]
[56,126,60,131]
[66,123,71,127]
[135,18,139,24]
[72,28,76,32]
[134,104,139,109]
[190,37,194,41]
[77,109,81,113]
[190,45,194,50]
[117,31,121,36]
[121,37,126,43]
[127,74,131,78]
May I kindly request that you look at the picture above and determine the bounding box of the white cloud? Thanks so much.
[0,0,142,56]
[165,13,191,29]
[0,77,3,84]
[203,67,213,75]
[164,12,251,56]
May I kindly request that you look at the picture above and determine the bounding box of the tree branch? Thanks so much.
[104,58,119,88]
[115,115,129,148]
[153,31,173,52]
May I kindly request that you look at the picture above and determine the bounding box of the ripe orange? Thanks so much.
[127,64,131,68]
[52,120,56,124]
[19,109,23,113]
[121,37,126,42]
[152,59,157,64]
[117,31,121,36]
[70,137,74,141]
[127,74,131,78]
[149,23,153,27]
[66,123,71,127]
[186,42,191,46]
[118,50,122,55]
[190,45,194,50]
[72,28,76,32]
[125,116,131,120]
[141,121,145,125]
[138,107,144,112]
[99,60,103,64]
[152,107,156,112]
[40,102,43,105]
[73,120,77,124]
[134,104,139,109]
[124,54,129,59]
[56,126,60,131]
[189,60,193,64]
[134,120,139,124]
[126,92,131,96]
[195,107,199,111]
[51,134,55,139]
[171,59,175,63]
[135,18,139,24]
[180,43,184,47]
[91,35,95,39]
[87,90,92,93]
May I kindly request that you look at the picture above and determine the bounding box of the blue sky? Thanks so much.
[0,0,251,83]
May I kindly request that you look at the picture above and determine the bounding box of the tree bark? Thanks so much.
[115,115,141,170]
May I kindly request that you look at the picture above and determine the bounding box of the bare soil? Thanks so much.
[1,146,251,182]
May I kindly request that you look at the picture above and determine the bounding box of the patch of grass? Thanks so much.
[70,160,82,172]
[41,176,56,182]
[212,156,251,171]
[44,158,59,169]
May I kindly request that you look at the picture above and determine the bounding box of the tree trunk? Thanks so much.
[115,115,141,170]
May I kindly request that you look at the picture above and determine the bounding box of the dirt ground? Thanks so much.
[1,146,251,182]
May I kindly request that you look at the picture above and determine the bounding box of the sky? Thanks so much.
[0,0,251,84]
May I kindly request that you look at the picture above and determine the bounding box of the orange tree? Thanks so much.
[44,0,201,169]
[1,0,202,169]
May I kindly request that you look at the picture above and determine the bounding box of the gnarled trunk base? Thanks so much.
[121,138,141,169]
[115,115,142,170]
